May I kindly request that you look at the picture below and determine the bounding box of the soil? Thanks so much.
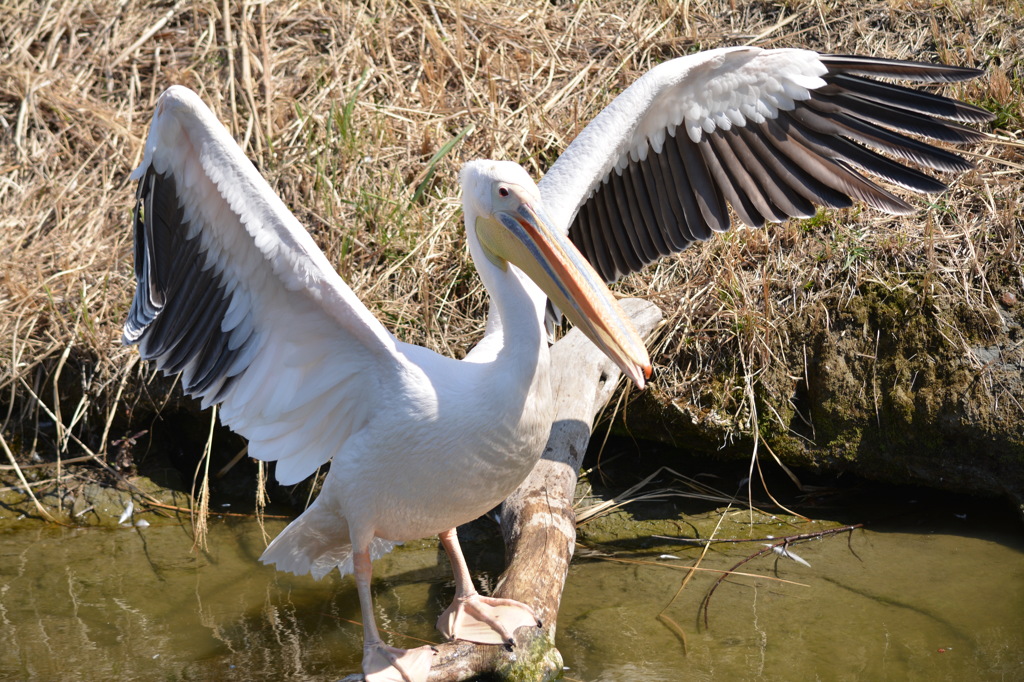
[623,279,1024,512]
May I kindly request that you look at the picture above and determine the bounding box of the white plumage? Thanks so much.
[125,47,989,681]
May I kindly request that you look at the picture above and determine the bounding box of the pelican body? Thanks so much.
[124,46,989,682]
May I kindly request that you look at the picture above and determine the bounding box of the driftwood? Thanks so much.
[424,298,664,681]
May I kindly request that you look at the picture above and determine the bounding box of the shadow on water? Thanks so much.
[1,452,1022,681]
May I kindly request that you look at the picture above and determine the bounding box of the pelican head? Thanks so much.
[461,160,652,388]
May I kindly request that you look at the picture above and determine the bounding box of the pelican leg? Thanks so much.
[354,548,434,682]
[435,528,541,646]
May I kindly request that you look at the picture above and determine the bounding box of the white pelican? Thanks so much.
[124,47,989,681]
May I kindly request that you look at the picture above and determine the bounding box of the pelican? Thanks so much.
[124,47,990,681]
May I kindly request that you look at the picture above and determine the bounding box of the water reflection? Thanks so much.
[0,519,434,681]
[0,499,1021,681]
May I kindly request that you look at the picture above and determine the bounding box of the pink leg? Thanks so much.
[435,528,541,646]
[354,548,434,682]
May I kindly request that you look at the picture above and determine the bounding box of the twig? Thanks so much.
[16,375,165,508]
[141,498,290,520]
[0,430,61,523]
[0,454,94,470]
[215,443,249,478]
[700,523,863,628]
[598,555,809,587]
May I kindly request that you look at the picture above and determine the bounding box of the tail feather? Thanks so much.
[260,508,399,580]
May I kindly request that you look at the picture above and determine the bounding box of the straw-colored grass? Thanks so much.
[1,1,1021,490]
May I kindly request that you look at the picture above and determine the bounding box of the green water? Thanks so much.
[0,495,1021,681]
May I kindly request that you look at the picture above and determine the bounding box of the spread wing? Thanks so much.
[539,47,993,282]
[124,86,402,485]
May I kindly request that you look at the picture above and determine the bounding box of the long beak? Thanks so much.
[477,203,652,388]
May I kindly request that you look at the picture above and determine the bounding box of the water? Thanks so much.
[0,494,1021,681]
[563,507,1024,681]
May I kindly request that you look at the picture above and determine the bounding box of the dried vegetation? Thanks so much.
[1,1,1022,505]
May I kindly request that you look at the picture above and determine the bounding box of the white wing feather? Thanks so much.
[126,86,403,485]
[539,47,822,230]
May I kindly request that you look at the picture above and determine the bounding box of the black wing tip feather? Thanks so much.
[123,166,160,346]
[820,54,987,83]
[820,55,996,128]
[123,166,248,402]
[823,74,995,126]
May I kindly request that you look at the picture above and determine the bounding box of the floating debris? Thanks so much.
[118,499,134,525]
[768,544,811,568]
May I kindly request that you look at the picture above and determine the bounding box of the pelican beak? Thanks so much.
[476,200,652,389]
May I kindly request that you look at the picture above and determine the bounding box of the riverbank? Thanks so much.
[2,0,1022,514]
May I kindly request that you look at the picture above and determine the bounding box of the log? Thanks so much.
[425,298,664,681]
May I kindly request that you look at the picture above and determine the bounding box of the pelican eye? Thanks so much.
[498,186,509,197]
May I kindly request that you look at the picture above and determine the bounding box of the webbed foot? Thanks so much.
[362,642,434,682]
[436,594,541,645]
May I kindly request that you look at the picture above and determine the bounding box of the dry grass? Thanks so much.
[1,0,1022,475]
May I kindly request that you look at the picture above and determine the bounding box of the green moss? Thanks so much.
[578,510,691,545]
[495,632,563,681]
